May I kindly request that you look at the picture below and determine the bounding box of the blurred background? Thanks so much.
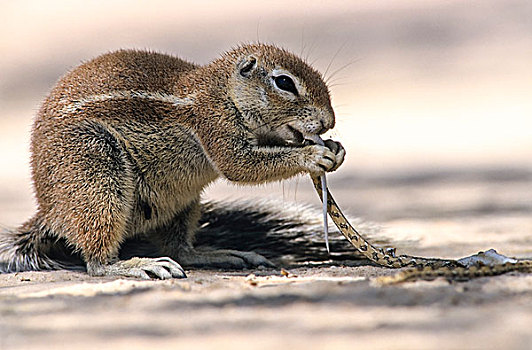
[1,0,531,228]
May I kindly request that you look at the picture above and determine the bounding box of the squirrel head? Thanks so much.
[222,44,335,147]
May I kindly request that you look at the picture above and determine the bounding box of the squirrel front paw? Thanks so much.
[301,139,345,174]
[323,139,345,171]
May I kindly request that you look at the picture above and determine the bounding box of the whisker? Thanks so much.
[327,82,350,89]
[332,103,348,109]
[325,58,361,86]
[304,38,319,63]
[300,28,306,58]
[323,42,346,81]
[256,19,262,43]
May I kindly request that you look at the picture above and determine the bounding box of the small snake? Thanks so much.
[309,174,532,284]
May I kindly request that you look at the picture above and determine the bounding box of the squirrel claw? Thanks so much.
[89,257,187,279]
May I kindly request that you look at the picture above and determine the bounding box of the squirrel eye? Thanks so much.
[274,75,298,96]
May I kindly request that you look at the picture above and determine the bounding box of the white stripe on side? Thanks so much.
[60,90,195,115]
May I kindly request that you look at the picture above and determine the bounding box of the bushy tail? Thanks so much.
[195,199,388,267]
[2,199,391,273]
[0,216,83,273]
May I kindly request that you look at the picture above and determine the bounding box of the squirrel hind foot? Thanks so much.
[87,257,186,279]
[177,248,276,270]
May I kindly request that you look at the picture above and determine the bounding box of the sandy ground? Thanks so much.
[1,171,531,350]
[1,266,531,350]
[1,1,532,349]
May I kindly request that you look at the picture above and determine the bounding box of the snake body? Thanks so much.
[310,175,532,284]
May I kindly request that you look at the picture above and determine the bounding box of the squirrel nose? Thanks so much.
[317,121,328,135]
[304,108,335,135]
[313,118,334,135]
[320,109,335,132]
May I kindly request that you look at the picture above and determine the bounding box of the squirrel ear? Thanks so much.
[238,55,257,77]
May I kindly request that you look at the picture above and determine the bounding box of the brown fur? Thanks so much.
[1,44,344,278]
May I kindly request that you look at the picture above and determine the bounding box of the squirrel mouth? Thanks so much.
[286,125,305,146]
[255,125,308,147]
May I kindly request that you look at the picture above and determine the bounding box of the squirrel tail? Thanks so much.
[194,199,380,266]
[1,199,385,272]
[0,216,84,273]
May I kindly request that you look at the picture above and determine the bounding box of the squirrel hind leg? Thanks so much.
[39,121,140,276]
[144,200,275,270]
[176,247,275,269]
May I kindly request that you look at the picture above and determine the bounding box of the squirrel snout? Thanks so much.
[299,108,335,135]
[304,116,334,135]
[318,109,335,134]
[314,120,329,135]
[320,118,335,134]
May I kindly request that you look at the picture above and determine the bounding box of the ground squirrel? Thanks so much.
[0,44,345,278]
